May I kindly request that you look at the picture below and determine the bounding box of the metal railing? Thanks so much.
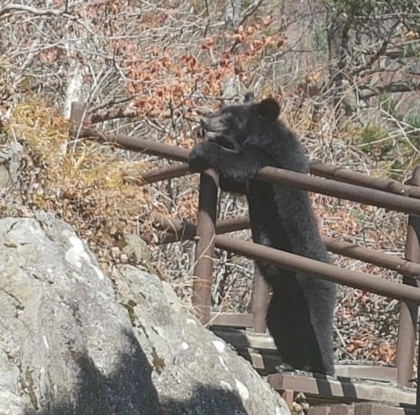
[70,102,420,409]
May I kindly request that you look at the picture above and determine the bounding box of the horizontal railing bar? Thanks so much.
[325,238,420,277]
[214,234,420,304]
[141,164,191,184]
[75,127,420,214]
[153,214,420,278]
[78,112,420,198]
[256,167,420,217]
[73,126,190,162]
[141,163,190,184]
[140,160,420,200]
[309,161,420,199]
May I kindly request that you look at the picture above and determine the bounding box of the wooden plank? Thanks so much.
[209,313,253,327]
[330,405,355,415]
[335,365,397,382]
[238,349,281,373]
[309,406,331,414]
[267,374,416,406]
[354,403,416,414]
[211,328,276,349]
[212,328,396,382]
[281,389,294,407]
[239,347,397,382]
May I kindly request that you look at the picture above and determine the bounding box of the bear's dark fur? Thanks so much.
[189,94,336,375]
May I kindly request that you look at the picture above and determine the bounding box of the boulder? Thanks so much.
[0,212,290,415]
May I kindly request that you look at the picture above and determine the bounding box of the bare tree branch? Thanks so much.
[350,22,399,76]
[359,80,420,99]
[88,96,135,114]
[0,4,68,18]
[237,0,264,28]
[90,108,138,124]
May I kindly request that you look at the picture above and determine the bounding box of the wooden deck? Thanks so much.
[210,327,417,414]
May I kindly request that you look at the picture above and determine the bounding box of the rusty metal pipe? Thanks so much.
[397,166,420,387]
[191,169,218,324]
[251,267,269,333]
[76,126,420,212]
[255,167,420,217]
[417,333,420,413]
[324,237,420,278]
[309,161,420,199]
[74,127,190,162]
[141,164,191,185]
[141,160,420,200]
[77,110,420,199]
[153,214,420,278]
[213,234,420,304]
[141,163,420,217]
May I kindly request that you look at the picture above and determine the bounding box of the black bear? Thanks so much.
[189,93,336,376]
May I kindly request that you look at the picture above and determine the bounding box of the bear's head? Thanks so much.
[198,94,281,150]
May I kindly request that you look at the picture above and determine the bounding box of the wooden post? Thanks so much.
[280,389,294,409]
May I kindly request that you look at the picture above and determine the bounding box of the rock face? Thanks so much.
[0,212,290,415]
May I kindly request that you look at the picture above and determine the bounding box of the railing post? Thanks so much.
[192,169,218,325]
[251,266,269,333]
[417,336,420,414]
[396,165,420,387]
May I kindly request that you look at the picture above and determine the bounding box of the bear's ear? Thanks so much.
[256,98,280,122]
[243,92,255,104]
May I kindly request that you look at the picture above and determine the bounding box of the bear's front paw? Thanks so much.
[188,143,212,172]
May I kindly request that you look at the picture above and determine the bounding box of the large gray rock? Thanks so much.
[0,212,290,415]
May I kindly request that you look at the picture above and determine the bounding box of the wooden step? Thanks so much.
[268,373,415,407]
[212,327,398,382]
[308,403,417,414]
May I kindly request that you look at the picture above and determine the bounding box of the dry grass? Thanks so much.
[2,100,163,273]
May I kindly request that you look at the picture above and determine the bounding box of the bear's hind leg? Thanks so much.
[305,308,335,376]
[267,289,309,372]
[298,277,336,376]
